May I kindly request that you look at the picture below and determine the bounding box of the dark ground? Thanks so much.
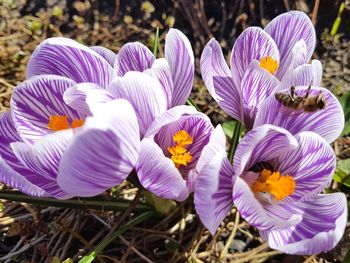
[0,0,349,262]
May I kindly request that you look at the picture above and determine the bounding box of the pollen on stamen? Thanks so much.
[71,119,85,128]
[259,56,278,75]
[47,115,69,131]
[168,130,193,168]
[251,169,295,201]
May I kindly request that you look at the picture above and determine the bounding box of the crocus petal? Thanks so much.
[260,193,347,255]
[265,11,316,79]
[63,82,113,115]
[58,99,140,197]
[195,124,226,173]
[165,29,194,106]
[278,60,322,91]
[136,138,189,201]
[144,58,174,108]
[230,27,280,88]
[254,86,344,143]
[200,38,243,122]
[145,105,199,137]
[11,130,73,181]
[90,46,117,66]
[0,156,48,197]
[195,152,234,234]
[11,75,83,144]
[114,42,155,76]
[278,131,335,201]
[233,177,302,230]
[0,112,63,197]
[241,60,280,128]
[233,124,298,178]
[107,71,167,136]
[27,37,113,87]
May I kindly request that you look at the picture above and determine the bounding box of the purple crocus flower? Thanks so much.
[200,11,319,129]
[196,124,347,255]
[0,75,140,198]
[134,105,232,206]
[27,28,194,108]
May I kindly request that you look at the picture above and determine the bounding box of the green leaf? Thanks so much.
[343,247,350,263]
[338,91,350,136]
[333,159,350,187]
[153,27,159,57]
[222,121,236,137]
[143,190,177,215]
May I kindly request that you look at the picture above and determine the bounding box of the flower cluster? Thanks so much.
[0,11,347,255]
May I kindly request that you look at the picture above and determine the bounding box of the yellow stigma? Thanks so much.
[48,115,84,131]
[251,169,295,201]
[259,56,278,74]
[168,130,193,168]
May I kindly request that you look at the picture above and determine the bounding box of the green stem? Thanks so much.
[227,121,242,163]
[0,190,152,212]
[153,27,160,57]
[79,210,156,263]
[186,98,200,111]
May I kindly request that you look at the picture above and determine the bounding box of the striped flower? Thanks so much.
[27,29,194,135]
[135,105,232,207]
[200,11,323,129]
[196,124,347,255]
[0,75,140,198]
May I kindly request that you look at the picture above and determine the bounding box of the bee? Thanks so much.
[249,161,274,173]
[275,85,326,112]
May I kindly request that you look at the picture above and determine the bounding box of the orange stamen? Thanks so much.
[168,130,193,168]
[71,119,85,128]
[47,115,69,131]
[251,169,295,201]
[259,56,278,74]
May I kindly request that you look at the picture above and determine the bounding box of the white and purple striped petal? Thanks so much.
[27,37,113,87]
[107,71,167,136]
[240,60,280,129]
[200,38,244,122]
[0,112,49,197]
[114,42,155,76]
[11,129,73,182]
[260,193,347,255]
[0,156,49,197]
[144,58,174,108]
[254,86,344,143]
[57,99,140,197]
[10,75,83,144]
[230,27,280,88]
[278,60,322,91]
[136,138,189,202]
[63,82,113,115]
[165,29,194,106]
[278,132,336,201]
[90,46,117,66]
[195,152,234,234]
[265,11,316,80]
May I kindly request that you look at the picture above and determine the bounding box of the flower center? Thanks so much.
[48,115,84,131]
[259,56,278,74]
[168,130,193,168]
[251,169,295,201]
